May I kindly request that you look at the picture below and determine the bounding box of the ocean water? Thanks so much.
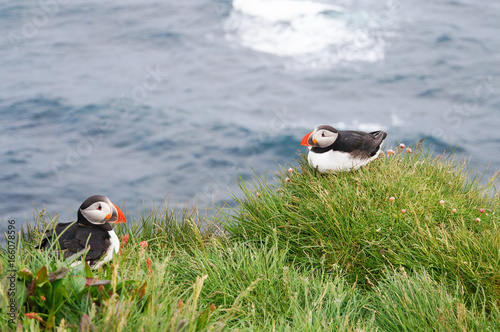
[1,0,499,231]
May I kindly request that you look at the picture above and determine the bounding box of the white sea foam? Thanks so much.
[231,0,344,22]
[224,0,395,68]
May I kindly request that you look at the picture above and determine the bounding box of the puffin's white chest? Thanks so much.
[93,230,120,269]
[308,149,379,173]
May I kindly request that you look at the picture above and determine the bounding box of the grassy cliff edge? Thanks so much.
[2,145,500,331]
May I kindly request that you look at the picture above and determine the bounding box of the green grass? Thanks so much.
[1,144,500,331]
[227,147,500,307]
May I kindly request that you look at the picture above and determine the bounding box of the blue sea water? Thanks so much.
[1,0,499,232]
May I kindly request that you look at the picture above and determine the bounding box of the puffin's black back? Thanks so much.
[61,225,111,262]
[36,222,78,251]
[312,130,387,158]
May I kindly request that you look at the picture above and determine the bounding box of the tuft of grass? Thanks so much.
[161,236,370,330]
[371,267,500,331]
[225,147,500,308]
[118,204,222,253]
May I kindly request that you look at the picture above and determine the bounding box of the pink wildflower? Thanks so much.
[139,241,148,256]
[121,234,129,248]
[25,313,44,322]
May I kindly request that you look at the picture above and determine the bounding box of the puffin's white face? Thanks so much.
[80,199,114,225]
[79,195,126,225]
[301,125,339,148]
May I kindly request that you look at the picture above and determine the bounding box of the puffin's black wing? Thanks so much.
[36,223,110,265]
[367,130,388,156]
[35,222,78,250]
[331,130,387,158]
[63,227,110,263]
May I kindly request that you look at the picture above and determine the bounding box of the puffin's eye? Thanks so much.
[321,132,325,137]
[97,205,102,211]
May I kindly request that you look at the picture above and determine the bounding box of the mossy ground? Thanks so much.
[1,144,499,331]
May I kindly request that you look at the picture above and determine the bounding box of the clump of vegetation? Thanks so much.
[1,144,499,331]
[226,146,500,307]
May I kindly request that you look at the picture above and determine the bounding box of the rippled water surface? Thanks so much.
[1,0,499,230]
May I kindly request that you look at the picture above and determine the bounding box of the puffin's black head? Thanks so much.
[301,125,339,148]
[77,195,126,228]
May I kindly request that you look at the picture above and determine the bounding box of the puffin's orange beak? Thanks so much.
[301,131,314,146]
[111,204,127,223]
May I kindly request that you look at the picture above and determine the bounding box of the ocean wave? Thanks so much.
[224,0,398,68]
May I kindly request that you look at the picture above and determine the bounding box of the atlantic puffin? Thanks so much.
[36,195,126,269]
[301,125,387,173]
